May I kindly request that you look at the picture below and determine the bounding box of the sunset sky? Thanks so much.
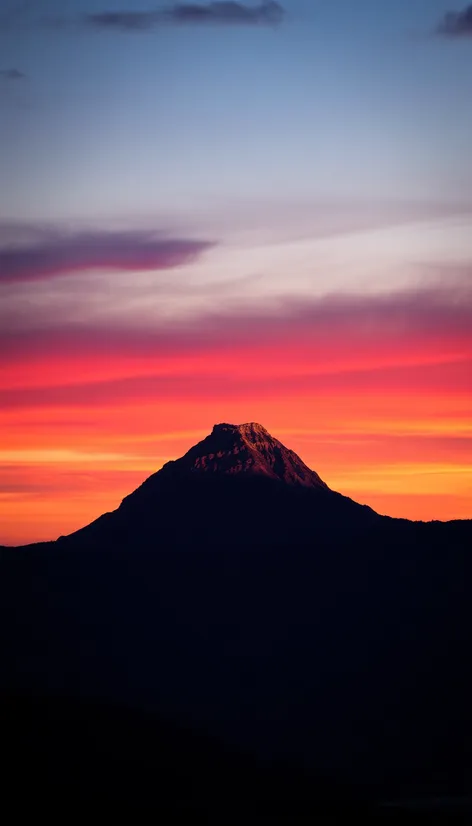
[1,0,472,544]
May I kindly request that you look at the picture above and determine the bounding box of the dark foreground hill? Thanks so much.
[1,423,472,822]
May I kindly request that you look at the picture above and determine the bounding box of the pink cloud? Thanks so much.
[0,283,471,409]
[1,282,471,361]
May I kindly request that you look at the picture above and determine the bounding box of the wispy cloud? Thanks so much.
[0,228,214,283]
[437,5,472,37]
[2,279,471,362]
[3,2,285,33]
[84,2,285,31]
[0,69,26,81]
[84,10,159,31]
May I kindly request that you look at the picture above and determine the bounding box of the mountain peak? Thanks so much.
[163,422,329,489]
[212,422,270,439]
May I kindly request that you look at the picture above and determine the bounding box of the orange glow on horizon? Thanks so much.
[1,306,471,544]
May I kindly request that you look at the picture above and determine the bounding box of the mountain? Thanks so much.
[1,423,472,821]
[57,421,380,550]
[156,421,329,487]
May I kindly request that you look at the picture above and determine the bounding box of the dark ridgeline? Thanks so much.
[1,423,472,823]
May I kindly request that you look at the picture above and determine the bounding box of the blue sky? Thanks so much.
[1,0,472,224]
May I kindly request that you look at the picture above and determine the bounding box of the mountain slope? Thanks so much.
[159,422,329,487]
[58,422,379,550]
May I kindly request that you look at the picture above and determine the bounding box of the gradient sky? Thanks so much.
[1,0,472,543]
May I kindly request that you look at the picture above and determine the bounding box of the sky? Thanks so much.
[1,0,472,543]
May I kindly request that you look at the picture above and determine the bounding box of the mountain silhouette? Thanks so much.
[56,421,380,550]
[1,423,472,821]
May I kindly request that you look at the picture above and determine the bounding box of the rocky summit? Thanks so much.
[160,422,329,489]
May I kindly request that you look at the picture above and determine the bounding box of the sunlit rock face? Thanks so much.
[167,422,329,489]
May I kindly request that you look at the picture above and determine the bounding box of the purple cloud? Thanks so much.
[437,5,472,37]
[0,229,214,283]
[85,10,159,31]
[0,69,26,81]
[165,1,284,25]
[85,2,284,31]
